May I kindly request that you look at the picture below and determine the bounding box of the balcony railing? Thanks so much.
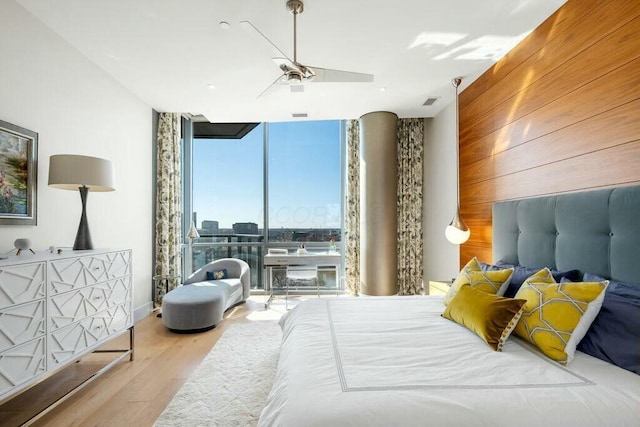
[183,233,343,293]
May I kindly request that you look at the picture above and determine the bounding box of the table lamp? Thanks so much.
[48,154,115,250]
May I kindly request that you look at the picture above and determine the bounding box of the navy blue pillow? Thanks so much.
[494,261,580,298]
[576,273,640,375]
[206,269,228,280]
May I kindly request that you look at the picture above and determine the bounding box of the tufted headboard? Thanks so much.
[493,185,640,284]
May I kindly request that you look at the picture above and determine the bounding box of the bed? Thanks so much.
[258,186,640,426]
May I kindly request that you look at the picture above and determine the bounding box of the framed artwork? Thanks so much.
[0,119,37,225]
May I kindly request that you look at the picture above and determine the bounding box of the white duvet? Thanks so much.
[258,296,640,426]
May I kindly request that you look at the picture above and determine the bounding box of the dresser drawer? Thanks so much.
[49,276,132,330]
[0,300,46,352]
[0,262,46,310]
[49,315,111,367]
[0,337,46,397]
[49,250,131,295]
[48,301,132,367]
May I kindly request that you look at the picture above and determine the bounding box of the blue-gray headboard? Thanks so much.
[493,185,640,284]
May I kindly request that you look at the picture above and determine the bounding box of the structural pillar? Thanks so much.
[359,111,398,295]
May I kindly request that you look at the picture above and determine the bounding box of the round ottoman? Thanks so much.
[162,285,225,332]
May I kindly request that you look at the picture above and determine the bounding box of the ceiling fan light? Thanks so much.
[288,73,302,84]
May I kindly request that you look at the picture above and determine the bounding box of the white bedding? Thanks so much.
[258,296,640,427]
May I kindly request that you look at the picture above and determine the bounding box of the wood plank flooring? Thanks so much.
[0,297,282,427]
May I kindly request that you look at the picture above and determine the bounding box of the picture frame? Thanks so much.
[0,119,37,225]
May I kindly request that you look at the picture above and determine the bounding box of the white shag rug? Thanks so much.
[154,321,282,427]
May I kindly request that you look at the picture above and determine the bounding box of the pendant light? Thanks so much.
[445,77,470,244]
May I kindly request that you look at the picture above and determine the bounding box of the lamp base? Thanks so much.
[73,186,93,250]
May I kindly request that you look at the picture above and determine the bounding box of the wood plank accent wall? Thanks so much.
[457,0,640,266]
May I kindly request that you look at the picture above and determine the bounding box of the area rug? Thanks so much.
[154,321,282,427]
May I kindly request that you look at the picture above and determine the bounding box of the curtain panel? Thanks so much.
[397,118,424,295]
[155,113,182,305]
[345,119,360,295]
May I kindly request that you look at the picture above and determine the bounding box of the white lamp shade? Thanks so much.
[48,154,115,191]
[445,225,471,244]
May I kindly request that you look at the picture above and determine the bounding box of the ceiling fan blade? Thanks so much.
[240,20,292,62]
[307,67,374,83]
[256,74,286,99]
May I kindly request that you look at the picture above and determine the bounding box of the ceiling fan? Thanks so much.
[240,0,374,98]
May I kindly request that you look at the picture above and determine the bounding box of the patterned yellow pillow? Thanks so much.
[444,260,513,305]
[443,257,480,305]
[513,268,608,364]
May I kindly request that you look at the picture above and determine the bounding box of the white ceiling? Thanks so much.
[17,0,566,123]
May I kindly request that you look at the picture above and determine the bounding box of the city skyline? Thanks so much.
[192,120,342,229]
[192,216,341,242]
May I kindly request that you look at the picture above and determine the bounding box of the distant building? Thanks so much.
[233,222,258,234]
[202,220,219,234]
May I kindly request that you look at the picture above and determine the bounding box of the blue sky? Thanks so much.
[192,121,341,229]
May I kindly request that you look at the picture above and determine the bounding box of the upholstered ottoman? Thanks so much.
[162,285,225,332]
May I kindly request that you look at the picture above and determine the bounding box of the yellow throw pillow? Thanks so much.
[443,257,481,305]
[451,257,481,288]
[513,268,608,364]
[443,285,527,351]
[444,264,514,305]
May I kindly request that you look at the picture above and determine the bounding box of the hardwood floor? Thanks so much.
[0,296,282,427]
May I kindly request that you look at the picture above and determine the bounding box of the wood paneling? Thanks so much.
[460,18,640,147]
[460,3,640,123]
[464,100,640,186]
[462,140,640,206]
[460,59,640,165]
[459,0,603,105]
[458,0,640,266]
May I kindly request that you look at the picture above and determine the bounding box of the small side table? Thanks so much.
[428,280,451,296]
[153,274,181,317]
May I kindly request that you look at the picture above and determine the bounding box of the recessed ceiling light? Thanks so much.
[219,21,231,30]
[379,87,386,92]
[207,84,216,90]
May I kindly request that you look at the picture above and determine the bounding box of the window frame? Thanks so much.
[182,120,346,291]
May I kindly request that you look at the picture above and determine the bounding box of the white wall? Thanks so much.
[0,0,153,319]
[423,103,460,285]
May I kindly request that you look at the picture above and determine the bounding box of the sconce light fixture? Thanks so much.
[445,77,470,245]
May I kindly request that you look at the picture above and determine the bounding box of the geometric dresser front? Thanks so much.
[0,249,133,403]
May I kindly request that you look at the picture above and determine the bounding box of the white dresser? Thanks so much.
[0,249,133,405]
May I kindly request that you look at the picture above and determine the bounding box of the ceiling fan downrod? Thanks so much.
[287,0,304,64]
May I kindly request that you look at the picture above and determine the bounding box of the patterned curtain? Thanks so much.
[344,120,360,295]
[397,118,424,295]
[155,113,182,305]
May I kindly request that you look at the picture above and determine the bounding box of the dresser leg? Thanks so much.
[129,325,135,361]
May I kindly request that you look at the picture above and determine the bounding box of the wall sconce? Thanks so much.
[445,77,470,245]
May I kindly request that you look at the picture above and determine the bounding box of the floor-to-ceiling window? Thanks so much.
[184,120,344,292]
[189,123,265,289]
